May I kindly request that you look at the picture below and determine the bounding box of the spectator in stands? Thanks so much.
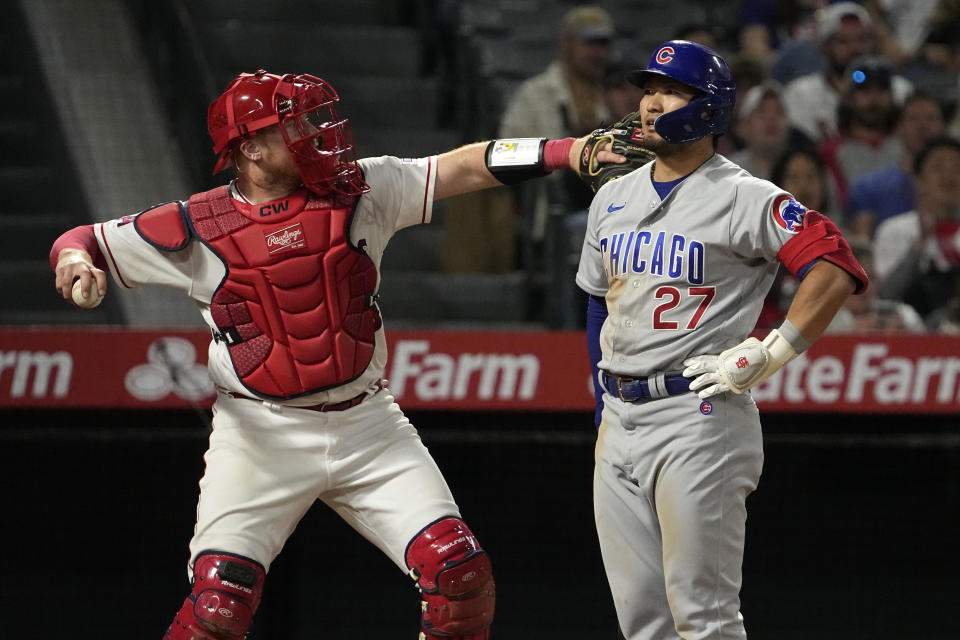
[926,4,960,139]
[757,145,839,329]
[818,55,903,214]
[772,145,836,219]
[873,136,960,320]
[825,237,926,332]
[499,4,615,242]
[739,0,826,76]
[846,90,947,238]
[862,0,940,69]
[860,0,958,108]
[719,53,770,157]
[783,2,913,143]
[727,80,808,180]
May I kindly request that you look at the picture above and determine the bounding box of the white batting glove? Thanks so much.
[681,352,727,399]
[682,330,801,399]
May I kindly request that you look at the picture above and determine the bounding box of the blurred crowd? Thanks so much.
[473,1,960,334]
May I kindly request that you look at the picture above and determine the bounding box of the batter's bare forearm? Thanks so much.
[785,260,856,343]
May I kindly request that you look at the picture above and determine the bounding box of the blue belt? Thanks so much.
[600,371,692,403]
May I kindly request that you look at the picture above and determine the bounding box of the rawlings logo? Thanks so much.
[221,580,253,594]
[436,536,468,553]
[656,46,675,64]
[773,195,806,234]
[265,222,305,254]
[736,356,750,369]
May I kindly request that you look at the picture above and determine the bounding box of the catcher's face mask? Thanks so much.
[208,70,368,197]
[274,74,368,197]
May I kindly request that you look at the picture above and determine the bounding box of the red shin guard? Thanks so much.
[406,517,495,639]
[164,551,265,639]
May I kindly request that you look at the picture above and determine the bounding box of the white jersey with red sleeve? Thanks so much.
[575,153,808,377]
[92,154,437,404]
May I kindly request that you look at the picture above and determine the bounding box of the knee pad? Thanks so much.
[164,551,266,640]
[405,517,495,639]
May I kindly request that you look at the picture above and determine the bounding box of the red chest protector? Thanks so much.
[165,185,380,399]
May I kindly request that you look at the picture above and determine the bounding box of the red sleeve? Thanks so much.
[777,210,869,293]
[49,225,107,271]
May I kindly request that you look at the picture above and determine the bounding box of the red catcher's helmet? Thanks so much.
[207,70,369,196]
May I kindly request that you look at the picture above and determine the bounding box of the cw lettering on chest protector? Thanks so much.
[600,230,705,284]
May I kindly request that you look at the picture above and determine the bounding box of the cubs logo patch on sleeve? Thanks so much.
[772,195,806,234]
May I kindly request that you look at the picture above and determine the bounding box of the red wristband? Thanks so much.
[50,224,103,270]
[543,137,576,172]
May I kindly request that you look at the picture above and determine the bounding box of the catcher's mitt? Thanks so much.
[578,110,654,192]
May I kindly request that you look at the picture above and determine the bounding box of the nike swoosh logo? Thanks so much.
[607,203,626,213]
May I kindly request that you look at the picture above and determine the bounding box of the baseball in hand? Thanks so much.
[72,279,103,309]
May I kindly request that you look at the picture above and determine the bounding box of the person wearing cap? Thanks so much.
[727,80,809,180]
[782,1,913,142]
[499,5,616,244]
[818,54,904,212]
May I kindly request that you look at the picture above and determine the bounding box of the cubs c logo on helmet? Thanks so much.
[772,195,807,234]
[656,46,675,64]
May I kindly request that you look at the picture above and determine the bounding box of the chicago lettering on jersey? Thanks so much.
[599,230,704,284]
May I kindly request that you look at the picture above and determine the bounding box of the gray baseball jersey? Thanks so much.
[576,153,803,376]
[576,153,808,640]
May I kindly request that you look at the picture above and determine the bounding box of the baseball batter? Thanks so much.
[575,42,869,639]
[50,70,612,640]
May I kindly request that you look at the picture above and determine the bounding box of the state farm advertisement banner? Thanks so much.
[0,328,214,409]
[1,328,958,414]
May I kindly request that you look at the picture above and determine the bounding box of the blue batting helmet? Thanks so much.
[627,40,736,143]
